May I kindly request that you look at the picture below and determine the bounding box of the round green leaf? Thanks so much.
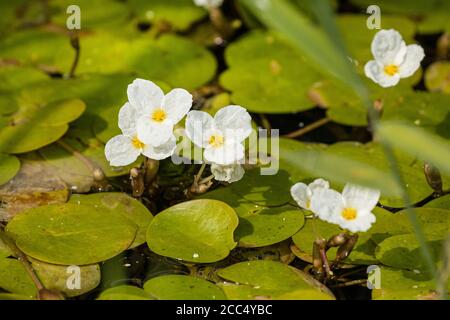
[97,285,152,300]
[220,31,319,113]
[199,188,305,247]
[372,266,448,300]
[217,260,334,300]
[0,153,20,185]
[375,234,445,272]
[424,195,450,210]
[146,199,239,263]
[129,0,207,31]
[69,193,153,248]
[0,258,36,298]
[144,275,226,300]
[6,203,137,265]
[30,258,100,298]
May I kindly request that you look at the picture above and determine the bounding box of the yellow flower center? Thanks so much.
[132,136,145,149]
[384,64,399,76]
[208,134,224,148]
[151,108,167,122]
[342,207,357,221]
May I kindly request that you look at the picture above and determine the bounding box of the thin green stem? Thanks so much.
[194,163,207,185]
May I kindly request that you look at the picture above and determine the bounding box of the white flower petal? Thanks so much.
[290,183,310,210]
[127,79,164,116]
[336,210,376,233]
[136,116,174,147]
[185,110,214,148]
[214,105,252,142]
[118,102,137,136]
[310,188,344,222]
[193,0,223,8]
[204,142,244,165]
[342,183,380,212]
[371,29,406,65]
[364,60,401,87]
[142,135,176,160]
[105,135,140,166]
[162,88,193,124]
[211,164,245,183]
[399,44,425,78]
[308,178,330,193]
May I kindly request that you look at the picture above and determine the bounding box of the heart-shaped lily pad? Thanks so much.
[97,285,152,300]
[0,258,36,298]
[129,0,207,31]
[146,199,239,263]
[230,168,292,207]
[375,234,445,271]
[372,266,448,300]
[6,202,138,265]
[0,153,20,186]
[0,98,86,154]
[144,275,226,300]
[217,260,334,300]
[199,187,305,247]
[220,31,320,113]
[30,258,101,298]
[69,193,153,248]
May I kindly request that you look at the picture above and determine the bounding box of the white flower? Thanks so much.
[128,79,193,147]
[185,105,252,165]
[105,103,177,166]
[194,0,224,8]
[310,183,380,233]
[290,178,330,210]
[211,164,244,183]
[364,29,425,88]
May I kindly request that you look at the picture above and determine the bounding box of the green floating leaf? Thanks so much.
[370,207,450,245]
[424,195,450,210]
[69,193,153,248]
[0,258,36,298]
[97,285,152,300]
[0,153,20,186]
[372,266,448,300]
[0,236,11,258]
[220,31,319,113]
[217,260,334,300]
[129,0,207,31]
[0,66,48,92]
[375,234,445,272]
[199,187,305,248]
[425,62,450,94]
[50,0,131,30]
[0,293,33,300]
[230,168,292,207]
[146,199,239,263]
[30,258,100,298]
[6,202,137,265]
[144,275,226,300]
[0,98,86,154]
[377,122,450,176]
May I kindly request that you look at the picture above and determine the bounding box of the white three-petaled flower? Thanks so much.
[193,0,224,8]
[310,183,380,233]
[290,178,330,211]
[185,105,252,165]
[364,29,425,88]
[211,163,245,183]
[129,78,193,147]
[104,79,192,166]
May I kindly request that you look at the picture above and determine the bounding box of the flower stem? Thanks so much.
[68,31,80,78]
[283,117,331,139]
[194,163,207,185]
[199,174,214,185]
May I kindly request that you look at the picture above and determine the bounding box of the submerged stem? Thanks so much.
[283,117,330,139]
